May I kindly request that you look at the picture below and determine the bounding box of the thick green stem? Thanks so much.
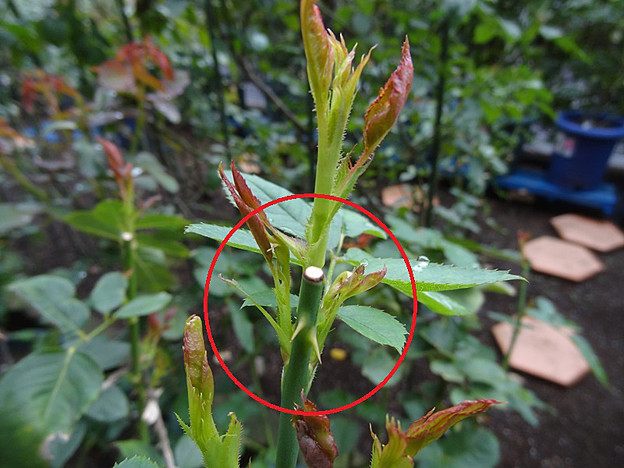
[503,260,530,370]
[276,267,324,468]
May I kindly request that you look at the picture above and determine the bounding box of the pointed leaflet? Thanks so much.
[363,37,413,158]
[218,162,273,264]
[99,138,133,199]
[370,400,501,465]
[301,0,334,111]
[292,394,338,468]
[183,315,213,397]
[333,37,413,200]
[181,316,242,467]
[318,264,387,349]
[404,399,501,455]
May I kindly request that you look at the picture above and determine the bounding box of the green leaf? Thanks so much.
[75,336,130,371]
[186,223,264,254]
[361,347,405,387]
[9,275,89,335]
[430,360,465,383]
[0,202,42,235]
[136,152,180,193]
[65,200,126,240]
[418,426,500,468]
[223,170,310,238]
[135,247,174,292]
[90,272,128,315]
[337,305,406,353]
[570,335,609,387]
[345,248,523,293]
[223,171,385,240]
[135,213,189,231]
[115,441,164,467]
[86,385,129,422]
[137,232,189,258]
[241,289,299,309]
[114,456,161,468]
[115,292,172,318]
[0,350,103,433]
[174,435,204,468]
[230,305,254,353]
[330,417,362,461]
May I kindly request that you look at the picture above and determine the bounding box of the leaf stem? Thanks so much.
[276,266,325,468]
[503,258,530,370]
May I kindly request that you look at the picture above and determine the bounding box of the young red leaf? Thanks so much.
[229,161,270,226]
[301,0,334,109]
[324,264,387,304]
[292,394,338,468]
[362,37,413,158]
[218,162,273,263]
[404,399,502,456]
[183,315,214,397]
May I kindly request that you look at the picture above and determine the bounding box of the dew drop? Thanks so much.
[360,259,369,267]
[413,255,430,273]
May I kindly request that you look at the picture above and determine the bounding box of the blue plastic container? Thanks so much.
[548,111,624,191]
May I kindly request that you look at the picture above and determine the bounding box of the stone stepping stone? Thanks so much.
[381,184,413,208]
[492,315,590,387]
[551,213,624,252]
[523,236,604,282]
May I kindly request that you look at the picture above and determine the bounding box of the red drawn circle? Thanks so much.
[203,193,418,416]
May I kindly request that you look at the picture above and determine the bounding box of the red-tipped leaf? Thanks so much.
[363,37,413,157]
[404,399,502,456]
[301,0,334,108]
[292,394,338,468]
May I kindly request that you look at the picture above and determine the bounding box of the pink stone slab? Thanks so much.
[381,184,412,208]
[523,236,604,282]
[551,213,624,252]
[492,316,590,387]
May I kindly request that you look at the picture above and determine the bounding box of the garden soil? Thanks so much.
[475,196,624,468]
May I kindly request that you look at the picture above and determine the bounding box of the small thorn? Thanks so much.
[309,332,322,364]
[291,319,306,341]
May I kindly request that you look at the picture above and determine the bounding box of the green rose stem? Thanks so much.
[503,246,530,370]
[276,266,325,468]
[121,195,149,442]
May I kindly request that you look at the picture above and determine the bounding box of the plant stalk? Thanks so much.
[503,258,530,370]
[122,226,148,442]
[425,16,450,228]
[276,266,325,468]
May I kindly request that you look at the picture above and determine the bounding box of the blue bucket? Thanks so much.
[548,111,624,191]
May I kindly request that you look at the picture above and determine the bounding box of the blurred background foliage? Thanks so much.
[0,0,619,467]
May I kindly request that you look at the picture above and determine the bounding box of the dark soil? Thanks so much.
[474,196,624,468]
